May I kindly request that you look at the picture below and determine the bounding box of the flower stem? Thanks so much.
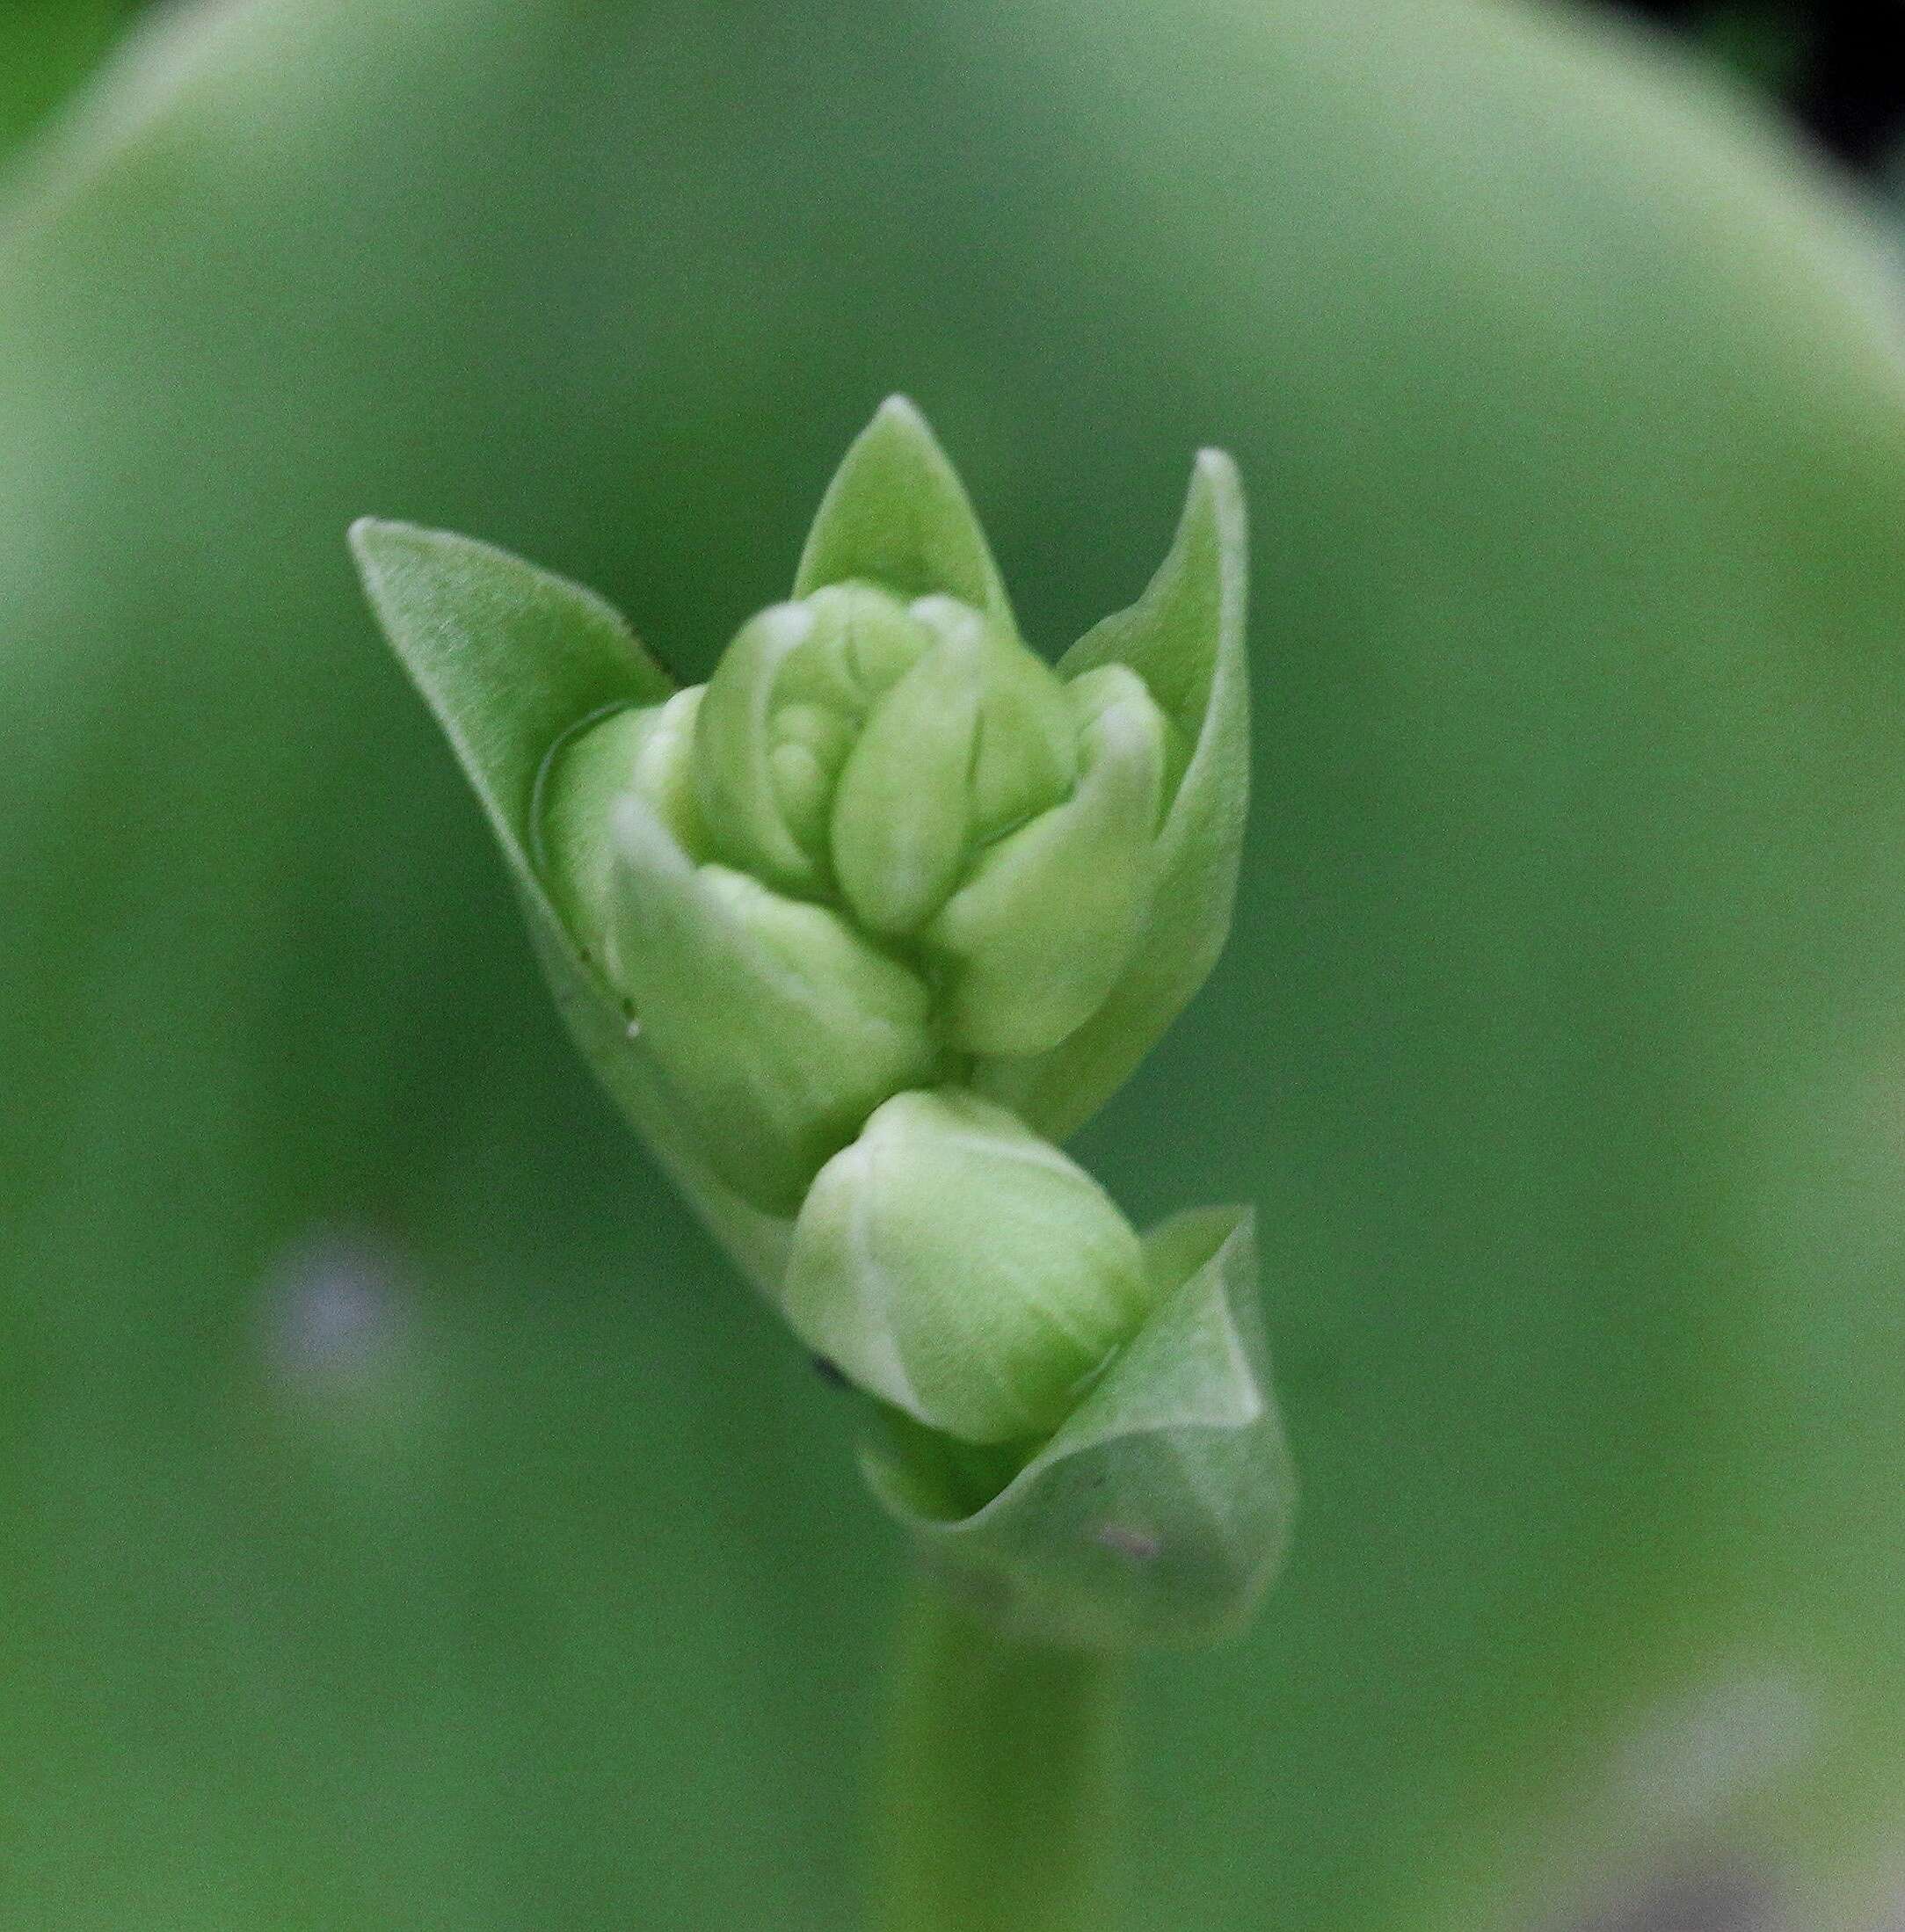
[873,1572,1123,1932]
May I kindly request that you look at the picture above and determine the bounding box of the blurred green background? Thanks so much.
[5,2,1905,1928]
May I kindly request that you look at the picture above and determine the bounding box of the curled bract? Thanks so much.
[865,1209,1294,1650]
[350,396,1291,1646]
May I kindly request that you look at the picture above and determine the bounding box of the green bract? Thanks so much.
[866,1209,1293,1649]
[352,398,1290,1646]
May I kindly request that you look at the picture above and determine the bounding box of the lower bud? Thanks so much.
[782,1088,1150,1444]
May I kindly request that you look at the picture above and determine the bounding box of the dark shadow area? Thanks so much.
[1612,0,1903,170]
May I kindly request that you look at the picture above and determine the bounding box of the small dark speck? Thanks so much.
[1096,1524,1162,1562]
[811,1355,849,1390]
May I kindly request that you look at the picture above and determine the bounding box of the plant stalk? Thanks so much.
[873,1572,1122,1932]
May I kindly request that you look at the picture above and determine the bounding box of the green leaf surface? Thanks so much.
[864,1208,1294,1650]
[0,0,134,169]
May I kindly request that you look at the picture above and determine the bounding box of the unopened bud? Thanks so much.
[782,1089,1150,1443]
[928,663,1166,1055]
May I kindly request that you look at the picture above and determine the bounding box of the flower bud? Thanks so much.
[523,397,1244,1239]
[354,408,1287,1651]
[927,663,1167,1055]
[782,1089,1150,1444]
[542,570,1178,1212]
[539,686,705,990]
[692,586,933,898]
[541,686,946,1213]
[607,795,944,1214]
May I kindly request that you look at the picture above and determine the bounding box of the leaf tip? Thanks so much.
[1182,447,1247,557]
[345,512,389,576]
[345,516,447,602]
[345,512,410,551]
[871,390,928,433]
[837,391,958,505]
[794,396,1010,621]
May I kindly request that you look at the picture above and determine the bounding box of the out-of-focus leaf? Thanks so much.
[0,1,132,169]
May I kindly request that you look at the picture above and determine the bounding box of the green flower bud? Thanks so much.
[782,1089,1150,1444]
[927,663,1167,1055]
[600,793,943,1215]
[688,578,1088,943]
[539,686,705,989]
[827,593,1081,943]
[353,402,1290,1650]
[521,397,1236,1221]
[542,498,1178,1198]
[693,586,931,897]
[542,682,947,1213]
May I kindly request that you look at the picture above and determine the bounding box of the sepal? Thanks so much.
[347,519,791,1291]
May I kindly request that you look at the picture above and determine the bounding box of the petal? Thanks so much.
[830,623,983,936]
[691,599,825,895]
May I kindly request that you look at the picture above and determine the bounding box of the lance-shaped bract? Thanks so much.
[350,398,1290,1645]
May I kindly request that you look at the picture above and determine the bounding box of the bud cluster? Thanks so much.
[353,397,1283,1638]
[528,400,1243,1449]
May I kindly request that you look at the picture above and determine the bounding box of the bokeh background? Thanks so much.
[5,3,1905,1928]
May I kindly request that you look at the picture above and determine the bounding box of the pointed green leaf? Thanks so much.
[792,396,1014,627]
[1060,449,1245,754]
[863,1206,1293,1650]
[350,519,792,1292]
[974,453,1248,1137]
[349,519,675,872]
